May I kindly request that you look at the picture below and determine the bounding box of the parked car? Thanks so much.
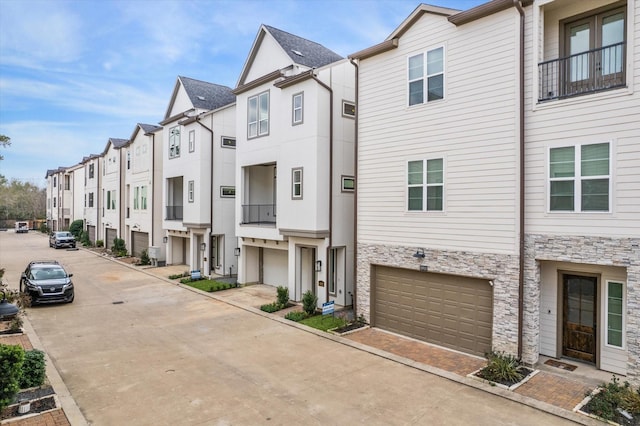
[20,260,74,304]
[15,221,29,233]
[49,231,76,249]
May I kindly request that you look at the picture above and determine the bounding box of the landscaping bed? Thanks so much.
[577,377,640,425]
[1,386,56,420]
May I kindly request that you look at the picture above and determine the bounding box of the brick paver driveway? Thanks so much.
[1,232,575,425]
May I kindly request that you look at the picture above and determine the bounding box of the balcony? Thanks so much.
[539,42,626,102]
[242,204,276,224]
[166,205,183,220]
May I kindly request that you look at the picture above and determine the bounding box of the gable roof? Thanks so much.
[237,24,343,87]
[100,137,129,155]
[162,76,235,122]
[139,123,161,134]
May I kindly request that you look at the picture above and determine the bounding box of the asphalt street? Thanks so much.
[0,231,575,425]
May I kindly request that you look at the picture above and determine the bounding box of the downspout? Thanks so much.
[349,58,359,314]
[97,160,101,241]
[149,132,155,246]
[194,115,214,275]
[310,72,333,305]
[514,0,525,360]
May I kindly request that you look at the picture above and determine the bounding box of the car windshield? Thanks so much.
[33,267,67,280]
[57,232,72,237]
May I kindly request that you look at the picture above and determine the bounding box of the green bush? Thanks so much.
[69,220,84,238]
[477,351,525,385]
[0,344,25,410]
[80,230,91,246]
[302,290,318,316]
[260,302,281,313]
[276,286,289,308]
[139,249,151,266]
[96,240,104,248]
[585,376,640,422]
[284,311,307,322]
[112,238,127,257]
[19,349,46,389]
[39,223,50,234]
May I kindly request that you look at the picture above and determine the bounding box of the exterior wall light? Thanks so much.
[315,260,322,272]
[200,242,206,252]
[162,236,168,244]
[234,247,241,256]
[413,248,426,259]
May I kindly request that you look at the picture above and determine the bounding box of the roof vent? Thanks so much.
[197,96,205,101]
[291,49,304,57]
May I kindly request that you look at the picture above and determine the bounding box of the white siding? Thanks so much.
[358,9,520,254]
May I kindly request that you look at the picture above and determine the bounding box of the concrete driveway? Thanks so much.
[0,231,575,425]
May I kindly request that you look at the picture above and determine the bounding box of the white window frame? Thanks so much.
[342,101,355,118]
[407,158,444,212]
[169,126,181,158]
[221,136,236,148]
[133,186,139,210]
[341,175,355,192]
[408,46,445,106]
[248,91,269,138]
[605,280,625,349]
[292,92,303,125]
[547,142,611,213]
[141,186,147,210]
[292,168,303,199]
[220,186,235,198]
[188,130,195,153]
[188,180,194,203]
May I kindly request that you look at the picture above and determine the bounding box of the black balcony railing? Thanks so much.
[538,42,626,101]
[242,204,276,224]
[166,205,183,220]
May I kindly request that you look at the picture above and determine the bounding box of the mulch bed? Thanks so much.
[1,395,57,420]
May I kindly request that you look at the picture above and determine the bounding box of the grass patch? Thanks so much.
[284,311,307,322]
[183,279,234,292]
[299,314,347,332]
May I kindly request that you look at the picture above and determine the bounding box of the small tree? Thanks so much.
[69,219,84,238]
[139,249,150,265]
[19,349,46,389]
[0,344,25,410]
[276,286,289,308]
[302,290,318,316]
[112,238,127,257]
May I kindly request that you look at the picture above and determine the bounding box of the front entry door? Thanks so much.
[563,274,597,363]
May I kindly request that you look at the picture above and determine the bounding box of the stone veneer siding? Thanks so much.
[523,234,640,386]
[356,243,520,355]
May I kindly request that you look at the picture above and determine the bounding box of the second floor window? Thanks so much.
[134,187,139,210]
[292,168,303,199]
[408,158,444,211]
[141,186,147,210]
[88,163,94,179]
[88,192,94,207]
[188,181,194,203]
[169,126,180,158]
[248,91,269,138]
[408,47,444,106]
[64,175,70,190]
[107,190,116,210]
[189,130,195,153]
[549,142,610,212]
[292,92,303,125]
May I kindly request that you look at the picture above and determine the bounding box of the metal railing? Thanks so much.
[242,204,276,224]
[165,205,183,220]
[538,42,626,101]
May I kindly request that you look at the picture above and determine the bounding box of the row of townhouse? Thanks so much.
[45,0,639,384]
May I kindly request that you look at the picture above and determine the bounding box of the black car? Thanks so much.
[20,260,75,304]
[49,231,76,249]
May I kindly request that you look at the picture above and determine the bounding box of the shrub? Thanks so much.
[80,230,91,246]
[284,311,307,322]
[302,290,318,316]
[0,344,25,410]
[276,286,289,308]
[477,351,524,385]
[585,376,640,422]
[112,238,127,257]
[19,349,46,389]
[69,220,84,238]
[260,303,281,313]
[96,240,104,248]
[39,223,50,234]
[139,249,151,266]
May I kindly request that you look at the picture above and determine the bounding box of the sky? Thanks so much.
[0,0,485,187]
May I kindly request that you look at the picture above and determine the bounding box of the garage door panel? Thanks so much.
[374,266,493,356]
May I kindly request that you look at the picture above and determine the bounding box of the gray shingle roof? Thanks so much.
[179,76,235,110]
[264,25,343,69]
[139,123,161,134]
[109,138,129,149]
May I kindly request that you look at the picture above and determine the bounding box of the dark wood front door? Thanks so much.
[563,274,597,363]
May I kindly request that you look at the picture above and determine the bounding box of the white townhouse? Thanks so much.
[45,163,84,231]
[160,76,237,276]
[81,154,101,244]
[122,123,164,260]
[234,25,356,308]
[100,137,128,250]
[352,0,640,384]
[522,0,640,382]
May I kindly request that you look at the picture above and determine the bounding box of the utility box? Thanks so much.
[148,246,160,266]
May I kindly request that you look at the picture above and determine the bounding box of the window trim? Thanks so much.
[188,180,194,203]
[342,100,356,118]
[292,167,303,200]
[547,141,612,213]
[605,280,625,349]
[220,186,235,198]
[221,136,236,148]
[406,158,444,212]
[341,175,355,193]
[169,126,181,158]
[407,46,445,106]
[188,130,195,153]
[248,90,270,139]
[292,92,304,125]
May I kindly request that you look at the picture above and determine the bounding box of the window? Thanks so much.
[53,177,57,187]
[606,281,624,347]
[188,180,194,203]
[53,197,56,207]
[549,142,610,212]
[88,164,94,179]
[248,91,269,138]
[107,190,116,210]
[220,186,235,198]
[342,176,355,192]
[292,168,303,199]
[408,158,444,211]
[88,192,94,208]
[342,101,355,117]
[133,187,139,210]
[127,151,131,170]
[141,186,147,210]
[64,175,70,190]
[169,126,181,158]
[292,92,303,125]
[408,47,444,105]
[106,191,111,210]
[189,130,195,153]
[221,137,236,148]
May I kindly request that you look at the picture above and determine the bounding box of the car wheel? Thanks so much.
[19,280,23,293]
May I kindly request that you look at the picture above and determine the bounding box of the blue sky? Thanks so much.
[0,0,484,187]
